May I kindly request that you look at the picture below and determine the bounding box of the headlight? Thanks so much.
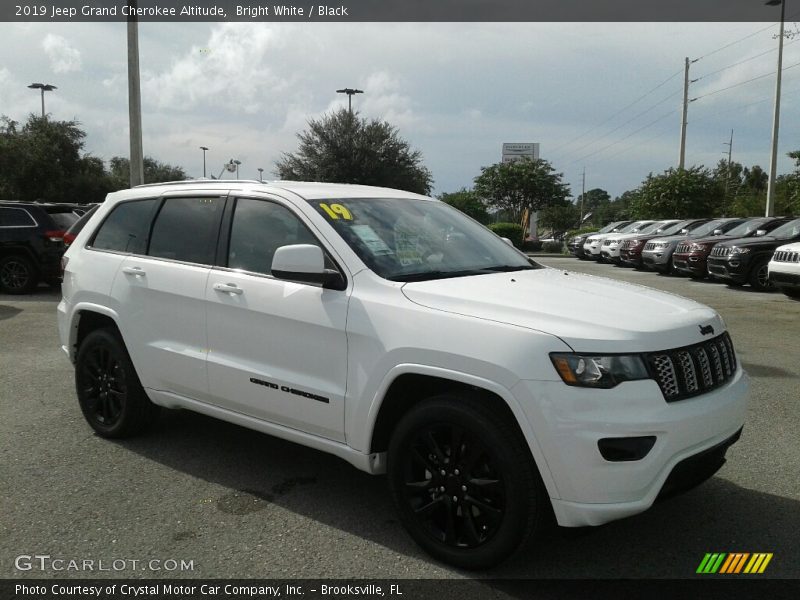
[550,353,650,388]
[731,247,751,255]
[691,242,713,251]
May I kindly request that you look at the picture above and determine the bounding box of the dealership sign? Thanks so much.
[502,143,539,163]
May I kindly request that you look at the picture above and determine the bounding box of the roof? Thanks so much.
[110,179,433,203]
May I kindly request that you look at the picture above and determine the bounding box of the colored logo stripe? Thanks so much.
[697,552,773,574]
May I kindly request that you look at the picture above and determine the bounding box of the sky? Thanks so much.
[1,20,799,199]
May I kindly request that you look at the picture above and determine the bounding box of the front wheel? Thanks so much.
[387,394,550,569]
[748,259,773,292]
[75,328,159,438]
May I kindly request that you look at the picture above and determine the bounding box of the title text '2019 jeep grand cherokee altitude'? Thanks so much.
[58,181,749,569]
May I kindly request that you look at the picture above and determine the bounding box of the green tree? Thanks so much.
[438,188,491,224]
[276,109,432,195]
[473,158,570,223]
[540,201,580,232]
[631,167,721,219]
[107,156,187,189]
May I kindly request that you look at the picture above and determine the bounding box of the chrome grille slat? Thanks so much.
[646,332,736,402]
[676,243,691,253]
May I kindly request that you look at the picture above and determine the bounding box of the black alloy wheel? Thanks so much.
[749,259,774,292]
[388,394,549,569]
[0,255,38,294]
[75,328,159,438]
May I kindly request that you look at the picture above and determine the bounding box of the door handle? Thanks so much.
[122,266,146,276]
[213,282,244,295]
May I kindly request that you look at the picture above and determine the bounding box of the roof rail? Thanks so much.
[133,179,266,189]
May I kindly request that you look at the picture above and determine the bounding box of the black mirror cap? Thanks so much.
[272,268,346,291]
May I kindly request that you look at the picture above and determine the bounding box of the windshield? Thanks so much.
[689,219,724,237]
[769,218,800,239]
[619,220,650,234]
[636,221,670,235]
[726,219,767,238]
[649,220,682,235]
[598,222,619,234]
[309,198,536,281]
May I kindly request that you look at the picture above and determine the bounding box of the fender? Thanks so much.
[66,302,122,362]
[359,363,560,499]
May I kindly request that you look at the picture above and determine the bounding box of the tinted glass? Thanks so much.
[619,221,651,234]
[92,199,157,253]
[308,198,534,281]
[726,219,767,238]
[769,218,800,239]
[228,199,321,275]
[149,197,222,264]
[0,207,36,227]
[65,205,99,237]
[653,221,685,236]
[49,212,78,229]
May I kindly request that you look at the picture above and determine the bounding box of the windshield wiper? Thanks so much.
[391,265,533,282]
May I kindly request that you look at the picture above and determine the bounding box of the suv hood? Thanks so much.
[401,268,722,353]
[718,235,800,250]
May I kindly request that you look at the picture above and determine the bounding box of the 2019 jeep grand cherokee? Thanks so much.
[57,181,749,568]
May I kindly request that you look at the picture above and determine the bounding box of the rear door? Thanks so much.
[111,194,225,401]
[204,195,349,442]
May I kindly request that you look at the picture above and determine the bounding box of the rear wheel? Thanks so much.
[387,393,550,569]
[0,254,38,294]
[75,328,159,438]
[748,259,773,292]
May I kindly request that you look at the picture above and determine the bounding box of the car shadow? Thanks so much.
[113,410,800,579]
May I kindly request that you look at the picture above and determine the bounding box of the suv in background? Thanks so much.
[601,220,672,264]
[641,218,747,274]
[707,218,800,291]
[58,180,748,569]
[0,201,79,294]
[568,221,632,259]
[583,220,653,261]
[769,241,800,298]
[619,219,708,269]
[672,217,788,279]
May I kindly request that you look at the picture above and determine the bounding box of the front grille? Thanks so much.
[602,239,612,247]
[621,240,633,250]
[676,243,691,253]
[710,246,732,257]
[773,250,800,263]
[645,332,737,402]
[644,242,657,251]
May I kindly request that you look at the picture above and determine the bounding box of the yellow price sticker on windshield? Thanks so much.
[320,203,353,220]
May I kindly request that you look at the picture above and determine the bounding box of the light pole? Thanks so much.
[336,87,364,114]
[765,0,786,217]
[127,0,144,187]
[200,146,209,178]
[257,168,264,182]
[27,83,57,118]
[234,159,242,179]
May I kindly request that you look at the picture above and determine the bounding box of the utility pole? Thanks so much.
[200,146,209,178]
[765,0,786,217]
[27,83,57,119]
[723,129,733,215]
[679,57,690,169]
[336,88,364,114]
[127,0,144,187]
[580,167,586,222]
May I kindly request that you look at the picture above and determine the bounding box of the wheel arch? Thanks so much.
[364,366,558,499]
[68,304,123,363]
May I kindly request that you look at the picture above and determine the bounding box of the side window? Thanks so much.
[0,207,37,227]
[148,197,223,265]
[91,199,157,253]
[228,198,321,275]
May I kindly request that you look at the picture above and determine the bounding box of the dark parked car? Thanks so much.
[707,218,800,291]
[640,218,747,274]
[619,218,709,268]
[672,217,788,279]
[567,220,632,259]
[0,201,79,294]
[63,204,100,247]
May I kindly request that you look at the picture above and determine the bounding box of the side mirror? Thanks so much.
[501,237,514,247]
[680,228,689,234]
[271,244,344,289]
[712,229,723,236]
[755,229,768,237]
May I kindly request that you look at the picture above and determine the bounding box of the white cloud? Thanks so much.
[42,34,82,73]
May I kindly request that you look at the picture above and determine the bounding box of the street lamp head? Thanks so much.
[765,0,782,6]
[233,159,242,165]
[200,146,209,151]
[28,83,44,89]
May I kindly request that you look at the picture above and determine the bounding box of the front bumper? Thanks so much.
[512,367,749,527]
[620,248,643,266]
[707,257,749,283]
[673,253,709,277]
[769,270,800,289]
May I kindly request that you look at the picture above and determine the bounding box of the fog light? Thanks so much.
[598,436,657,462]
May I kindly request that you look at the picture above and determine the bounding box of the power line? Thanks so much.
[692,59,800,101]
[694,38,800,82]
[548,68,683,158]
[693,18,791,62]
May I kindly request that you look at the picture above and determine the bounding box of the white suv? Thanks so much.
[768,242,800,299]
[57,180,748,569]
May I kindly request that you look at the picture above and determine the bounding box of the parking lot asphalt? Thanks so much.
[1,257,798,581]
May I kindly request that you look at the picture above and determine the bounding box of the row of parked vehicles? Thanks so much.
[568,216,800,298]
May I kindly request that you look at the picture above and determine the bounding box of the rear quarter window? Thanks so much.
[0,207,37,227]
[90,199,158,254]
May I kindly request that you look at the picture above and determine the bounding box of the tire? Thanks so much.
[75,328,159,438]
[387,393,550,570]
[0,254,38,294]
[748,259,773,292]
